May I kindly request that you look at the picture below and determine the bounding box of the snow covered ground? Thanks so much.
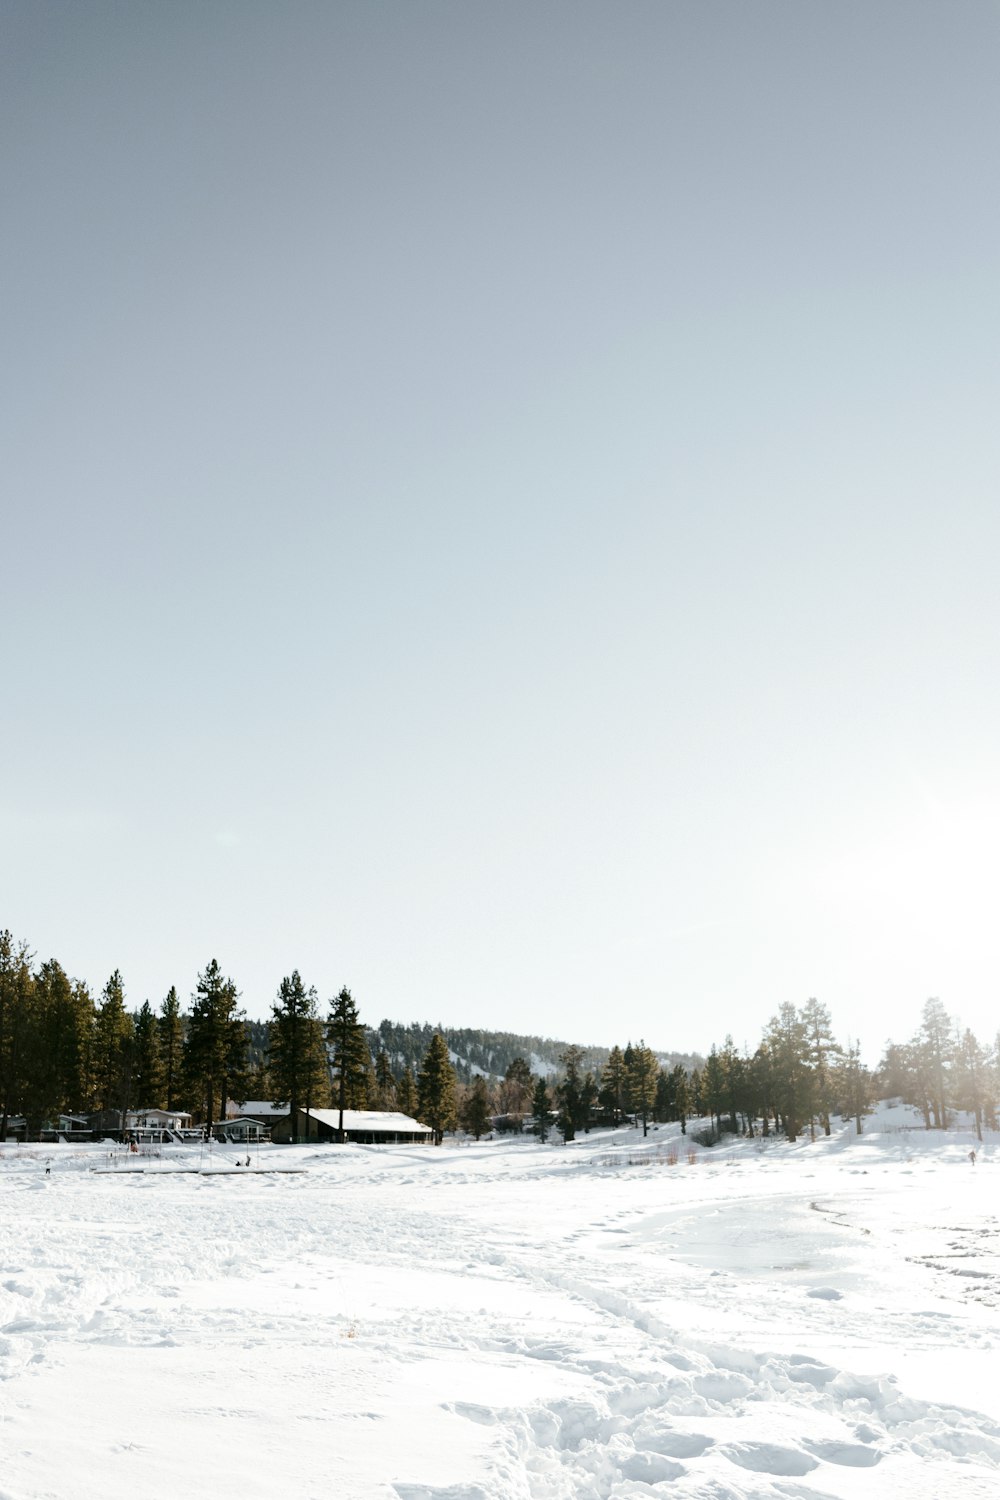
[2,1104,999,1499]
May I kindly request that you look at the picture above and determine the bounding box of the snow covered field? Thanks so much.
[2,1105,999,1500]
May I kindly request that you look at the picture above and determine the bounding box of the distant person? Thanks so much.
[969,1149,977,1165]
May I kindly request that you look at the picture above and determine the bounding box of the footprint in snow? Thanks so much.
[721,1440,819,1476]
[803,1437,882,1466]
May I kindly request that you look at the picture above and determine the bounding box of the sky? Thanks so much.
[2,2,999,1060]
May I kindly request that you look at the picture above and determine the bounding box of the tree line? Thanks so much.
[0,932,466,1145]
[2,928,997,1144]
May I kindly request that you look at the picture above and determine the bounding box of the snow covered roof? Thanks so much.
[126,1108,192,1124]
[232,1101,289,1117]
[302,1108,432,1135]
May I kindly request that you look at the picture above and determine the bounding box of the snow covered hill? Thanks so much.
[2,1105,998,1498]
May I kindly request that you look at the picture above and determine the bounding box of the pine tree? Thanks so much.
[580,1069,598,1132]
[919,998,952,1129]
[701,1045,726,1134]
[531,1073,551,1141]
[183,960,244,1135]
[688,1064,703,1117]
[373,1049,397,1109]
[765,1004,810,1142]
[326,987,371,1141]
[158,987,185,1110]
[556,1045,585,1142]
[92,971,135,1126]
[23,959,92,1125]
[598,1045,627,1124]
[459,1075,492,1140]
[62,976,95,1114]
[800,999,839,1138]
[269,971,326,1143]
[18,961,58,1134]
[416,1032,458,1144]
[396,1063,418,1118]
[628,1041,659,1137]
[670,1063,690,1134]
[838,1038,872,1134]
[132,1000,164,1107]
[0,933,35,1137]
[751,1043,774,1136]
[952,1028,993,1142]
[497,1056,532,1126]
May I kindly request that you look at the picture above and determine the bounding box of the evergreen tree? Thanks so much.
[701,1045,726,1134]
[621,1042,637,1116]
[556,1045,585,1142]
[532,1073,551,1141]
[838,1039,872,1134]
[459,1075,492,1139]
[764,1004,810,1141]
[598,1045,627,1124]
[269,971,325,1143]
[23,959,92,1124]
[158,987,185,1110]
[396,1063,418,1118]
[670,1063,690,1134]
[497,1055,532,1125]
[374,1049,397,1109]
[417,1032,458,1144]
[654,1068,671,1123]
[628,1041,659,1137]
[952,1028,993,1142]
[301,1016,329,1120]
[132,1000,164,1107]
[0,932,34,1136]
[898,1036,936,1127]
[18,961,59,1134]
[800,999,839,1138]
[919,997,952,1128]
[326,987,371,1140]
[63,976,95,1114]
[92,970,135,1125]
[580,1069,598,1132]
[751,1043,774,1137]
[245,1051,272,1102]
[183,960,244,1135]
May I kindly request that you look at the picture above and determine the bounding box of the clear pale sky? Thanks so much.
[3,2,998,1060]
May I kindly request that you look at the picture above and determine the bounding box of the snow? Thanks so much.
[3,1105,1000,1498]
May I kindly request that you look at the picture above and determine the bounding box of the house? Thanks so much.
[230,1100,290,1130]
[38,1114,92,1143]
[270,1108,433,1145]
[124,1108,197,1142]
[213,1116,268,1144]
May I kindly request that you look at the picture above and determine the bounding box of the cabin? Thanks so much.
[213,1116,268,1144]
[38,1114,92,1143]
[271,1108,433,1145]
[124,1108,197,1142]
[230,1100,290,1130]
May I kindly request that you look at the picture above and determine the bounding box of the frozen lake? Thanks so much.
[2,1106,999,1498]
